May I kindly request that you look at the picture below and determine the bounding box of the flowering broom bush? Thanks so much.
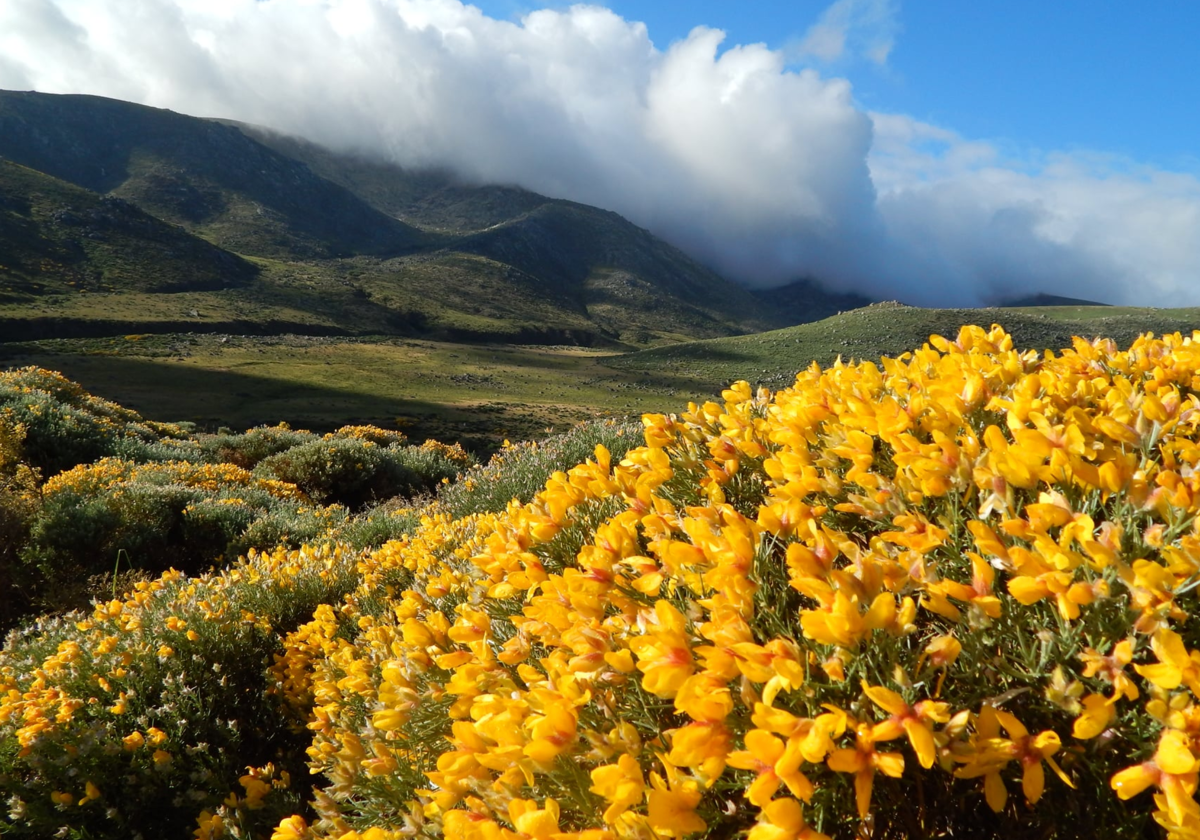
[6,326,1200,839]
[0,542,361,839]
[0,367,198,476]
[19,458,344,609]
[273,326,1200,840]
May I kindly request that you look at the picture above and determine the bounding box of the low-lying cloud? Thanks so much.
[2,0,1198,306]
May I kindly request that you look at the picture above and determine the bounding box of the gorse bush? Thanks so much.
[436,417,642,519]
[269,326,1200,840]
[0,367,198,476]
[253,437,473,510]
[6,327,1200,840]
[198,424,320,470]
[0,373,465,628]
[18,458,345,610]
[0,543,361,839]
[0,413,40,627]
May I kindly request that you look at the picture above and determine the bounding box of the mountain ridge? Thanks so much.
[0,89,867,346]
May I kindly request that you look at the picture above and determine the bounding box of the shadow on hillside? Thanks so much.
[0,353,549,452]
[612,343,749,367]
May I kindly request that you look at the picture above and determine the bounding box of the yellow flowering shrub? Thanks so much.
[21,457,347,609]
[328,426,410,447]
[0,366,198,475]
[273,327,1200,840]
[0,411,41,630]
[0,542,361,839]
[9,326,1200,839]
[253,437,474,510]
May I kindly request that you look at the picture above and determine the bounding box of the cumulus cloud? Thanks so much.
[1,0,1198,306]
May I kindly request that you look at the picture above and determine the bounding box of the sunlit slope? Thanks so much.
[610,302,1200,389]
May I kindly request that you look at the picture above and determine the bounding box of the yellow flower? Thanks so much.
[524,703,578,765]
[826,726,905,819]
[589,754,645,825]
[728,728,814,806]
[1079,640,1138,702]
[80,781,101,805]
[1072,694,1115,740]
[1135,628,1200,695]
[1112,730,1200,827]
[647,767,706,837]
[122,731,144,751]
[629,601,695,698]
[746,798,831,840]
[860,681,950,769]
[508,798,562,840]
[673,673,733,722]
[667,721,730,780]
[955,707,1073,809]
[270,815,309,840]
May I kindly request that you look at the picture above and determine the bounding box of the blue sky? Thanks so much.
[3,0,1200,305]
[476,0,1200,171]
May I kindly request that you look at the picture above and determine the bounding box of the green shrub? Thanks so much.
[329,500,422,549]
[0,542,361,839]
[254,438,474,510]
[0,367,193,476]
[436,417,640,518]
[18,460,336,614]
[389,438,475,491]
[196,423,318,470]
[0,414,40,633]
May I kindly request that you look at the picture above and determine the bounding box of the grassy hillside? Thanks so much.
[248,125,790,342]
[612,301,1200,389]
[0,90,429,260]
[0,160,255,300]
[5,303,1200,456]
[0,334,684,451]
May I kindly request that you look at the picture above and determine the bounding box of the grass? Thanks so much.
[4,303,1200,455]
[611,302,1200,390]
[0,335,693,453]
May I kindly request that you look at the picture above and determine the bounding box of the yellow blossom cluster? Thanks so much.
[273,326,1200,840]
[415,438,476,467]
[9,327,1200,839]
[43,458,305,500]
[0,542,360,838]
[327,426,410,447]
[0,366,191,442]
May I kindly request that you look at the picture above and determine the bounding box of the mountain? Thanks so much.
[0,159,255,300]
[240,127,785,341]
[750,278,874,326]
[0,90,863,346]
[0,90,429,260]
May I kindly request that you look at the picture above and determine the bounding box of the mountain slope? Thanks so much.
[0,159,255,301]
[0,91,428,259]
[0,90,864,347]
[243,127,787,341]
[611,302,1200,391]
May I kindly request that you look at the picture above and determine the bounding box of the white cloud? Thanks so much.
[793,0,899,65]
[1,0,1198,307]
[869,113,1200,305]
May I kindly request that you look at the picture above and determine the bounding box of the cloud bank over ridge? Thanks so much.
[2,0,1198,306]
